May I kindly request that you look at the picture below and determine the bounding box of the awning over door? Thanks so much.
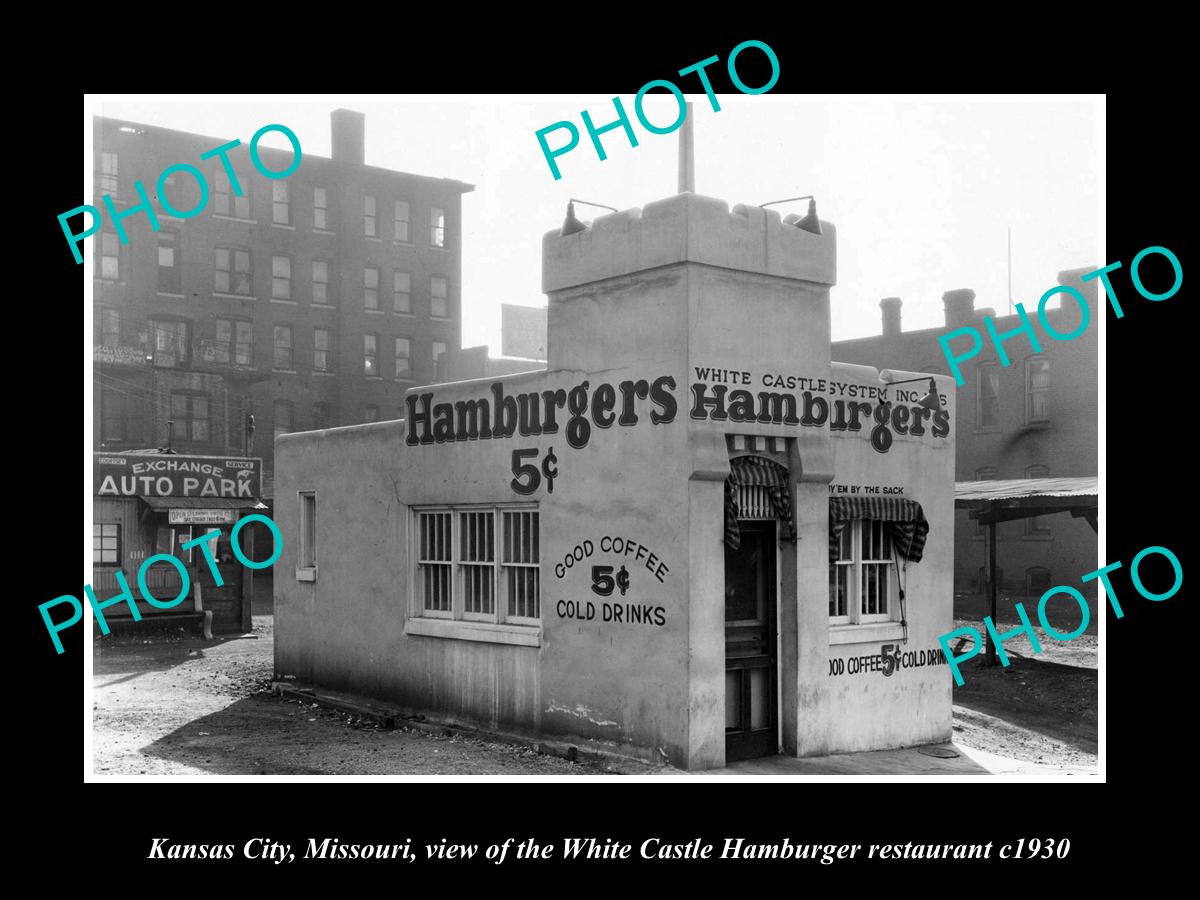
[139,496,268,525]
[829,496,930,563]
[139,496,268,510]
[724,456,795,549]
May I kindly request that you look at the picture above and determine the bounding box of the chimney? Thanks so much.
[880,297,902,337]
[942,288,976,328]
[331,109,365,166]
[1058,266,1098,305]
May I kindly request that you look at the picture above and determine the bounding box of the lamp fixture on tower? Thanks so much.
[880,376,941,411]
[560,199,619,237]
[760,195,823,235]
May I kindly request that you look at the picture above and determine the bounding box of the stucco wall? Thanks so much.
[820,364,956,752]
[274,192,956,769]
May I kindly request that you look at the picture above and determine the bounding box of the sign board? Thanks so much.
[168,508,238,525]
[94,453,263,499]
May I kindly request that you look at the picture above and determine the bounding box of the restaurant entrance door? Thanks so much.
[724,520,778,762]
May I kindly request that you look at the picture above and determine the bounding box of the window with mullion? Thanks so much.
[93,523,121,566]
[977,363,1000,428]
[272,255,292,299]
[413,506,541,625]
[394,200,410,242]
[215,318,253,366]
[272,180,290,224]
[430,207,445,247]
[829,525,853,623]
[314,187,329,230]
[502,510,540,622]
[829,519,895,626]
[170,391,210,443]
[100,152,119,197]
[215,248,252,295]
[364,195,377,237]
[1026,357,1050,423]
[364,266,379,310]
[417,510,453,616]
[859,520,892,621]
[459,510,496,620]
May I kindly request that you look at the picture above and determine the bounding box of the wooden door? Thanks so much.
[724,521,778,762]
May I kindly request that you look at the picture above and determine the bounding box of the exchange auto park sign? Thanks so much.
[94,453,262,499]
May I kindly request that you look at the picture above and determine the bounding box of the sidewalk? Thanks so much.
[718,743,1098,778]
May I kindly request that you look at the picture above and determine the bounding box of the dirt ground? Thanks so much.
[93,610,1097,776]
[92,614,624,776]
[948,613,1097,769]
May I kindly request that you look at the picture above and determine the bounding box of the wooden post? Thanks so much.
[986,512,998,665]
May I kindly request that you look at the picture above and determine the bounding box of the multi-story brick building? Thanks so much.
[91,110,474,500]
[831,269,1098,601]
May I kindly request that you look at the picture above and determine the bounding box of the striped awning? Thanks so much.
[724,456,795,549]
[829,496,929,563]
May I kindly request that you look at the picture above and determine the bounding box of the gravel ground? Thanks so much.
[92,617,621,776]
[93,614,1097,775]
[949,617,1097,769]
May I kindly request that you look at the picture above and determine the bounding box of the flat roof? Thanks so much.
[94,116,475,193]
[955,476,1097,504]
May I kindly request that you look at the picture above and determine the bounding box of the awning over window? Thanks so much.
[724,456,795,549]
[829,496,929,563]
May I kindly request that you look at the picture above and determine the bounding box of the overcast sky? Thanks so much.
[93,95,1101,350]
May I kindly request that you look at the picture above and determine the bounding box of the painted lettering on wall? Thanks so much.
[690,368,949,453]
[556,599,666,627]
[828,645,948,677]
[829,483,906,496]
[552,535,671,628]
[407,377,677,448]
[94,452,263,499]
[552,536,671,583]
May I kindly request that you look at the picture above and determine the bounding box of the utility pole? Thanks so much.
[1007,226,1013,316]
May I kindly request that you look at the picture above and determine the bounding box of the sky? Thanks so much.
[94,95,1101,350]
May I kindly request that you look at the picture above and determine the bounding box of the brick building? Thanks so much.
[91,110,474,500]
[831,269,1098,600]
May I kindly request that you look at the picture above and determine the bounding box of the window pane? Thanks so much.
[395,337,411,378]
[394,271,411,313]
[979,367,999,426]
[395,201,410,242]
[430,207,445,247]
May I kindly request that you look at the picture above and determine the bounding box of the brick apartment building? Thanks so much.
[92,110,474,500]
[831,269,1099,600]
